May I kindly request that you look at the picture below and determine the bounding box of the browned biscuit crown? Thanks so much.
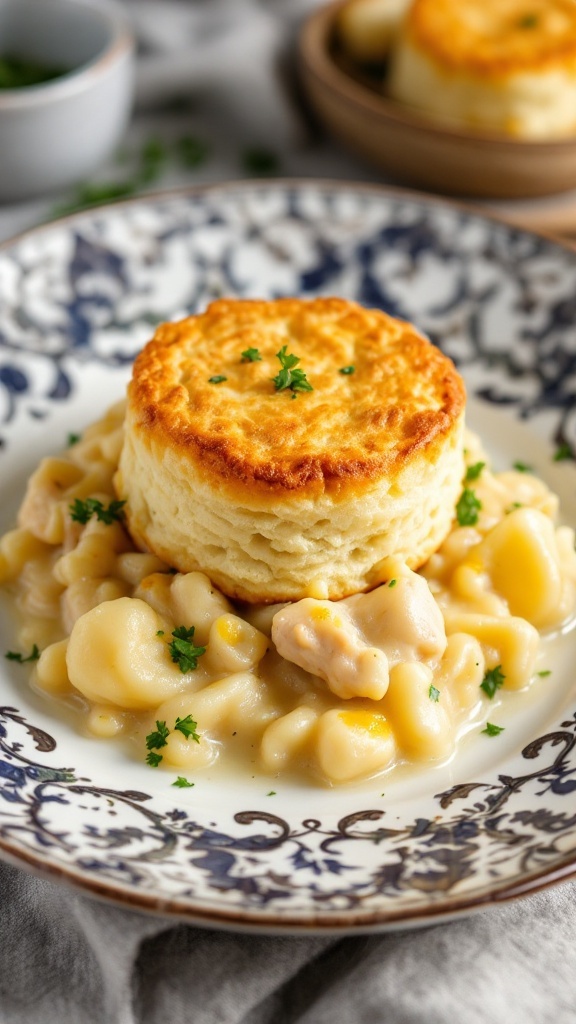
[116,297,466,602]
[407,0,576,78]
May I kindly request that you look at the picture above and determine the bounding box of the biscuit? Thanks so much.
[388,0,576,139]
[336,0,410,64]
[116,297,465,602]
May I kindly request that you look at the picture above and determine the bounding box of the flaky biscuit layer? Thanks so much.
[116,297,466,602]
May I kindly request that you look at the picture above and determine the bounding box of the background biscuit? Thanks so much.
[388,0,576,139]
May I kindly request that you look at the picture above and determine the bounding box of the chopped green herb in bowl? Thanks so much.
[0,55,67,89]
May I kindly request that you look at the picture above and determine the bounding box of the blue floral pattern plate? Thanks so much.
[2,181,576,932]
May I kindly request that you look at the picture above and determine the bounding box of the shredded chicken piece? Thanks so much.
[271,562,446,701]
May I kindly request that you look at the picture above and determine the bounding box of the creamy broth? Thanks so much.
[1,401,575,786]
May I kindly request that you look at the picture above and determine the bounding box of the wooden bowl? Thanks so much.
[298,1,576,199]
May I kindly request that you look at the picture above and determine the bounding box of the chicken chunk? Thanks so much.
[271,562,446,701]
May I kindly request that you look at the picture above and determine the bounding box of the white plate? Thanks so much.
[2,181,576,933]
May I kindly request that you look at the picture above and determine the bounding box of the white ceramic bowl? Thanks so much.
[0,0,134,202]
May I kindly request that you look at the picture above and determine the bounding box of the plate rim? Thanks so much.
[2,178,576,931]
[1,818,576,933]
[1,177,575,258]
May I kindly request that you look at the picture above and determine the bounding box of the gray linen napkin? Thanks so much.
[2,859,576,1023]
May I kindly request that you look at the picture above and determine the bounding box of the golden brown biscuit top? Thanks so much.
[128,297,465,499]
[407,0,576,78]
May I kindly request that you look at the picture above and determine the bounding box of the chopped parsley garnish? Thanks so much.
[388,579,397,588]
[339,365,355,375]
[5,644,40,664]
[554,443,573,462]
[174,715,200,743]
[208,375,227,384]
[167,626,206,673]
[54,132,210,217]
[428,685,440,702]
[456,488,482,527]
[518,13,538,28]
[272,346,313,396]
[267,791,276,796]
[146,751,163,768]
[241,347,262,363]
[537,669,551,678]
[172,776,194,788]
[145,715,201,768]
[69,497,126,525]
[506,502,523,514]
[480,665,505,699]
[513,461,532,473]
[67,433,81,447]
[145,720,170,751]
[464,461,485,482]
[482,722,505,736]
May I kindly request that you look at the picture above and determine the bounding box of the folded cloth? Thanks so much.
[2,859,576,1024]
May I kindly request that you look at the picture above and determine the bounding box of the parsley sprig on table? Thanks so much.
[54,134,210,216]
[69,497,126,525]
[554,443,573,462]
[272,346,313,396]
[242,147,279,176]
[167,627,206,673]
[178,136,208,169]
